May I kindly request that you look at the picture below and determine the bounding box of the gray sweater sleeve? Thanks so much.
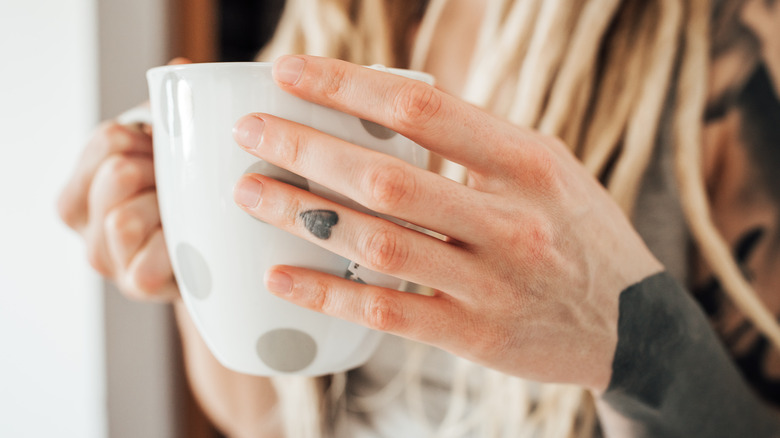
[602,271,780,437]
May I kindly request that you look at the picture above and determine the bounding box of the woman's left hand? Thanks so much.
[232,55,663,392]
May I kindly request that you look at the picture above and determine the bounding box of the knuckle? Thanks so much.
[464,318,512,360]
[393,82,442,129]
[275,128,303,170]
[284,197,304,229]
[98,122,133,153]
[364,293,402,332]
[321,63,350,100]
[526,148,561,193]
[489,330,516,360]
[306,280,331,312]
[517,216,556,266]
[463,328,492,359]
[130,270,168,297]
[363,227,407,274]
[56,191,81,230]
[366,164,414,212]
[105,207,145,248]
[106,156,144,190]
[86,241,110,276]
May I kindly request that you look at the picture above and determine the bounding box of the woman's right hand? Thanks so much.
[57,115,179,302]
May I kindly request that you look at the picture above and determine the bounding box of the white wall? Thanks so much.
[0,1,105,437]
[0,1,180,437]
[96,1,184,437]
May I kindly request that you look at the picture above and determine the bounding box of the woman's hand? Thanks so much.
[232,55,663,392]
[57,113,178,302]
[58,58,192,302]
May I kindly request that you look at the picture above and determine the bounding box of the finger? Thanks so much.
[58,122,153,232]
[122,227,179,302]
[85,154,156,276]
[88,154,156,223]
[105,191,161,268]
[234,114,489,242]
[271,55,533,173]
[264,265,460,346]
[233,173,476,293]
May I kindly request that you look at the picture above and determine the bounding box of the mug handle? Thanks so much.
[116,105,153,127]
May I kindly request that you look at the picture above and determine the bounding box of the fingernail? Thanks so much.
[233,115,265,149]
[274,56,305,85]
[265,270,293,295]
[235,177,263,208]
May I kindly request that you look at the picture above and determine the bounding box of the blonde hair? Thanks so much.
[256,0,780,437]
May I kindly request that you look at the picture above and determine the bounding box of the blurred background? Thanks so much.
[0,0,283,436]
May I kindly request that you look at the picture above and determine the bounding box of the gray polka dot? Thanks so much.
[256,329,317,372]
[176,242,212,299]
[360,119,397,140]
[244,161,309,191]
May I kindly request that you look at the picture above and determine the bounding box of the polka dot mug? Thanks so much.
[145,63,432,376]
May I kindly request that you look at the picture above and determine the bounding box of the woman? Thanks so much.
[58,0,780,436]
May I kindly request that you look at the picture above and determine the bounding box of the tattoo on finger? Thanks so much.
[300,210,339,240]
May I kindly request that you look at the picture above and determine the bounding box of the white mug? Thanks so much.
[145,62,432,376]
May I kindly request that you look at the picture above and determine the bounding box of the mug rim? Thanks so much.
[147,61,435,85]
[147,61,273,76]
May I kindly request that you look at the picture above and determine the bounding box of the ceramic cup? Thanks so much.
[145,62,432,376]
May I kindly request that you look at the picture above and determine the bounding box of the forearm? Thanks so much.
[174,301,282,438]
[597,272,780,437]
